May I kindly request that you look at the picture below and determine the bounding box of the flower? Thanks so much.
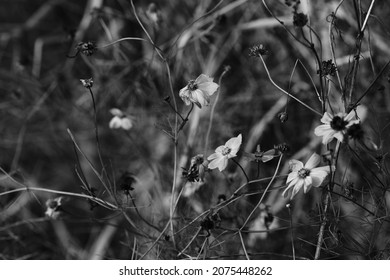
[182,154,209,182]
[282,153,333,200]
[80,78,93,89]
[109,108,133,130]
[179,74,219,108]
[314,111,359,144]
[45,197,63,219]
[208,134,242,171]
[243,144,278,163]
[249,44,269,57]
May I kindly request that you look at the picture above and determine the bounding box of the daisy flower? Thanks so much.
[282,153,333,200]
[109,108,133,130]
[314,111,359,145]
[179,74,219,108]
[208,134,242,171]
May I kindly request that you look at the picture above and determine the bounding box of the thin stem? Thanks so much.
[0,186,117,210]
[287,203,296,260]
[258,55,322,116]
[314,140,341,260]
[241,155,283,229]
[232,158,249,183]
[88,87,105,172]
[204,66,230,152]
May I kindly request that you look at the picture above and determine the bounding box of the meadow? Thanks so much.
[1,0,390,260]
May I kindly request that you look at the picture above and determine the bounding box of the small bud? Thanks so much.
[278,112,288,123]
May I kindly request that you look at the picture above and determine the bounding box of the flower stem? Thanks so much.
[88,88,106,173]
[314,140,340,259]
[232,158,249,183]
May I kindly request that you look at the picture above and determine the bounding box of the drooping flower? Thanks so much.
[179,74,219,108]
[109,108,133,130]
[208,134,242,171]
[45,197,63,219]
[282,153,333,200]
[314,111,359,145]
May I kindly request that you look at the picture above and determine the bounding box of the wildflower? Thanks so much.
[249,44,269,57]
[293,12,308,27]
[80,78,93,89]
[109,108,133,130]
[314,111,359,144]
[182,154,208,182]
[179,74,219,108]
[243,144,277,163]
[282,153,333,200]
[208,134,242,171]
[45,197,63,219]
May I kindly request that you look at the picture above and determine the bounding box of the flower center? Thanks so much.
[298,168,310,178]
[330,116,348,131]
[187,80,198,91]
[221,147,231,156]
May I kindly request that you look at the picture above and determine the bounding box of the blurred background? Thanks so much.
[1,0,390,259]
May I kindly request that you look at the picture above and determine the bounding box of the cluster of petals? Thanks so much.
[314,111,359,144]
[207,134,242,171]
[179,74,219,108]
[109,108,133,130]
[283,153,333,200]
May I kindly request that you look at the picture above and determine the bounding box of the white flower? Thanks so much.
[207,134,242,171]
[282,153,333,200]
[314,111,359,145]
[45,197,63,219]
[109,108,133,130]
[179,74,219,108]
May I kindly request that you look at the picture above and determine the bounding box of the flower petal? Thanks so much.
[195,74,213,84]
[289,159,304,172]
[320,112,333,124]
[305,153,320,170]
[333,131,344,142]
[197,81,219,96]
[190,89,209,108]
[286,171,298,184]
[344,110,355,122]
[109,116,122,129]
[208,156,228,171]
[110,108,123,116]
[291,179,304,199]
[310,166,331,187]
[225,134,242,156]
[207,152,220,161]
[314,124,332,136]
[303,176,313,193]
[120,118,133,130]
[179,88,191,105]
